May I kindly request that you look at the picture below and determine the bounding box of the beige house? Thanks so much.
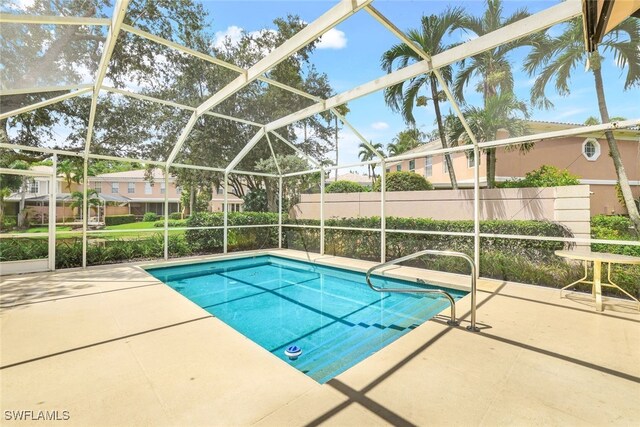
[386,121,640,215]
[91,169,181,216]
[5,167,182,222]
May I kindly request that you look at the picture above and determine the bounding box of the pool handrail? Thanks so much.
[365,250,479,331]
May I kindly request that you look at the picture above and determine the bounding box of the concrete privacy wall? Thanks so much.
[291,185,591,243]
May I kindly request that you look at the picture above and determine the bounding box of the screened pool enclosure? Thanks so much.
[1,0,639,286]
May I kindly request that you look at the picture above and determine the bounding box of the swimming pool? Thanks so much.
[147,255,467,383]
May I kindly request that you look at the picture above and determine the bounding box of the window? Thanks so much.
[582,138,601,161]
[467,151,480,168]
[217,187,224,195]
[128,182,135,194]
[176,186,182,195]
[396,164,401,172]
[386,168,390,174]
[160,182,166,194]
[409,160,415,172]
[27,179,39,193]
[93,182,101,193]
[111,182,119,193]
[425,156,432,177]
[144,182,152,195]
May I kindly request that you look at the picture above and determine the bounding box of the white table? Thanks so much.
[555,250,640,312]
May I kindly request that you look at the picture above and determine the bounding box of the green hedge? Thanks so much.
[105,214,136,226]
[373,171,433,191]
[325,180,370,193]
[143,212,160,222]
[185,212,279,253]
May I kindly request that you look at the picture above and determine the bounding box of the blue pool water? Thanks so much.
[147,255,467,383]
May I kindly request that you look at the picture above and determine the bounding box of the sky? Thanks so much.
[199,0,639,171]
[4,0,638,172]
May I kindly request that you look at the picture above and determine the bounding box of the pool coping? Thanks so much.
[2,249,639,426]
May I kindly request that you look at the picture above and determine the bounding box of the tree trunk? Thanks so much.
[591,56,640,231]
[189,186,195,214]
[486,148,496,189]
[430,76,458,189]
[17,180,26,228]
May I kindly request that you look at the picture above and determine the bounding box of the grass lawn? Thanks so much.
[12,222,183,239]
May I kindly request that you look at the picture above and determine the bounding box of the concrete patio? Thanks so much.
[1,249,639,426]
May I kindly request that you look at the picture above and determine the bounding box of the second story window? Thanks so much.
[176,186,182,195]
[409,160,415,172]
[396,164,401,172]
[425,156,432,177]
[128,182,135,194]
[160,182,166,194]
[145,182,152,195]
[111,182,119,194]
[93,182,101,194]
[27,179,39,193]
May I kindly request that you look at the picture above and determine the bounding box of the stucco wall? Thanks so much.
[290,185,591,243]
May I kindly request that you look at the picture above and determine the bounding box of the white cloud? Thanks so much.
[317,28,347,50]
[213,25,244,50]
[371,121,389,130]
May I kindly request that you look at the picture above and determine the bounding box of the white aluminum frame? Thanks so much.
[3,1,639,327]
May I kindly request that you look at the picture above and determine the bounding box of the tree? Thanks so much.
[453,0,537,103]
[358,141,384,182]
[255,154,316,213]
[387,128,425,156]
[57,159,83,192]
[525,17,640,231]
[70,189,100,221]
[447,92,530,187]
[381,8,463,189]
[0,160,29,226]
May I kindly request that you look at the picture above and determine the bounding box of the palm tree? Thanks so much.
[57,159,82,192]
[525,17,640,231]
[447,93,531,187]
[381,7,464,189]
[358,141,384,182]
[387,128,425,156]
[453,0,537,104]
[70,189,100,221]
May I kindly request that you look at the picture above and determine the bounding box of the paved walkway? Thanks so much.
[1,250,638,426]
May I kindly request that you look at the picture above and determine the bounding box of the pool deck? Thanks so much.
[1,249,638,426]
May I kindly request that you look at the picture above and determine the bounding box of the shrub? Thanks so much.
[105,215,136,226]
[591,215,640,257]
[185,212,279,253]
[143,212,159,222]
[2,215,17,229]
[169,212,182,220]
[373,171,433,191]
[499,165,580,188]
[325,180,370,193]
[243,189,268,212]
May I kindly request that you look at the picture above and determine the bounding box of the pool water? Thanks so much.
[147,255,467,383]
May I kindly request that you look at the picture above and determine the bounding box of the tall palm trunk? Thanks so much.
[591,54,640,231]
[486,148,497,189]
[430,75,458,189]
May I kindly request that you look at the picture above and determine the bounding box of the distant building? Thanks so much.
[386,121,640,216]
